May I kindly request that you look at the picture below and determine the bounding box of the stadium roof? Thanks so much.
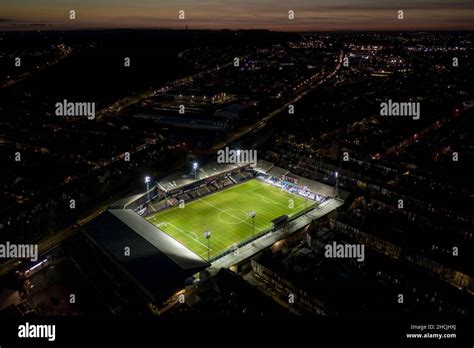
[256,161,348,199]
[109,192,148,210]
[158,161,248,192]
[267,166,289,178]
[288,173,337,198]
[253,159,274,174]
[82,209,209,303]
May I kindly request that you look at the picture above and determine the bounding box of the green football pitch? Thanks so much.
[146,179,315,260]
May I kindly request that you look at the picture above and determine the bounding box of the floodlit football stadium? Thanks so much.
[79,159,343,305]
[146,179,315,260]
[113,159,342,264]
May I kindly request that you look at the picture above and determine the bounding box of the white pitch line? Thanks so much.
[199,251,213,258]
[165,222,211,249]
[200,199,255,228]
[249,182,300,201]
[268,187,317,208]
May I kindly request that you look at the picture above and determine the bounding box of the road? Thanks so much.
[209,51,344,153]
[0,203,106,277]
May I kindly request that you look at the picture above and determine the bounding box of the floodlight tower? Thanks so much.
[335,171,339,198]
[249,210,256,240]
[145,176,151,202]
[204,230,211,261]
[303,186,308,210]
[193,162,198,180]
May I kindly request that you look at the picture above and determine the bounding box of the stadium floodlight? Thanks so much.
[249,210,256,241]
[193,162,199,180]
[204,230,211,261]
[335,172,339,198]
[145,176,152,204]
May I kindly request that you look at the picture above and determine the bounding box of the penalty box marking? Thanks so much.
[249,181,305,204]
[217,209,250,225]
[249,183,313,213]
[157,222,212,251]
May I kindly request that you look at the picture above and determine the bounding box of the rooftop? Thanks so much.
[82,209,210,302]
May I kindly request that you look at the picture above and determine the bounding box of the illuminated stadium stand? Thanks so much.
[109,187,156,210]
[288,173,336,198]
[82,209,209,305]
[149,162,254,213]
[157,162,250,193]
[108,161,253,214]
[253,159,339,202]
[113,159,340,218]
[252,159,274,174]
[266,166,289,179]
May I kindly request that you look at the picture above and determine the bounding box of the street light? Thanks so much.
[204,230,211,261]
[249,210,256,240]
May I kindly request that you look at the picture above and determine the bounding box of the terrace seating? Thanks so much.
[176,193,191,202]
[149,200,167,212]
[223,178,233,187]
[241,171,252,179]
[231,172,246,182]
[198,186,210,195]
[188,191,199,199]
[168,198,179,206]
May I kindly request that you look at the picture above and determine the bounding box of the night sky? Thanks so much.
[1,0,473,31]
